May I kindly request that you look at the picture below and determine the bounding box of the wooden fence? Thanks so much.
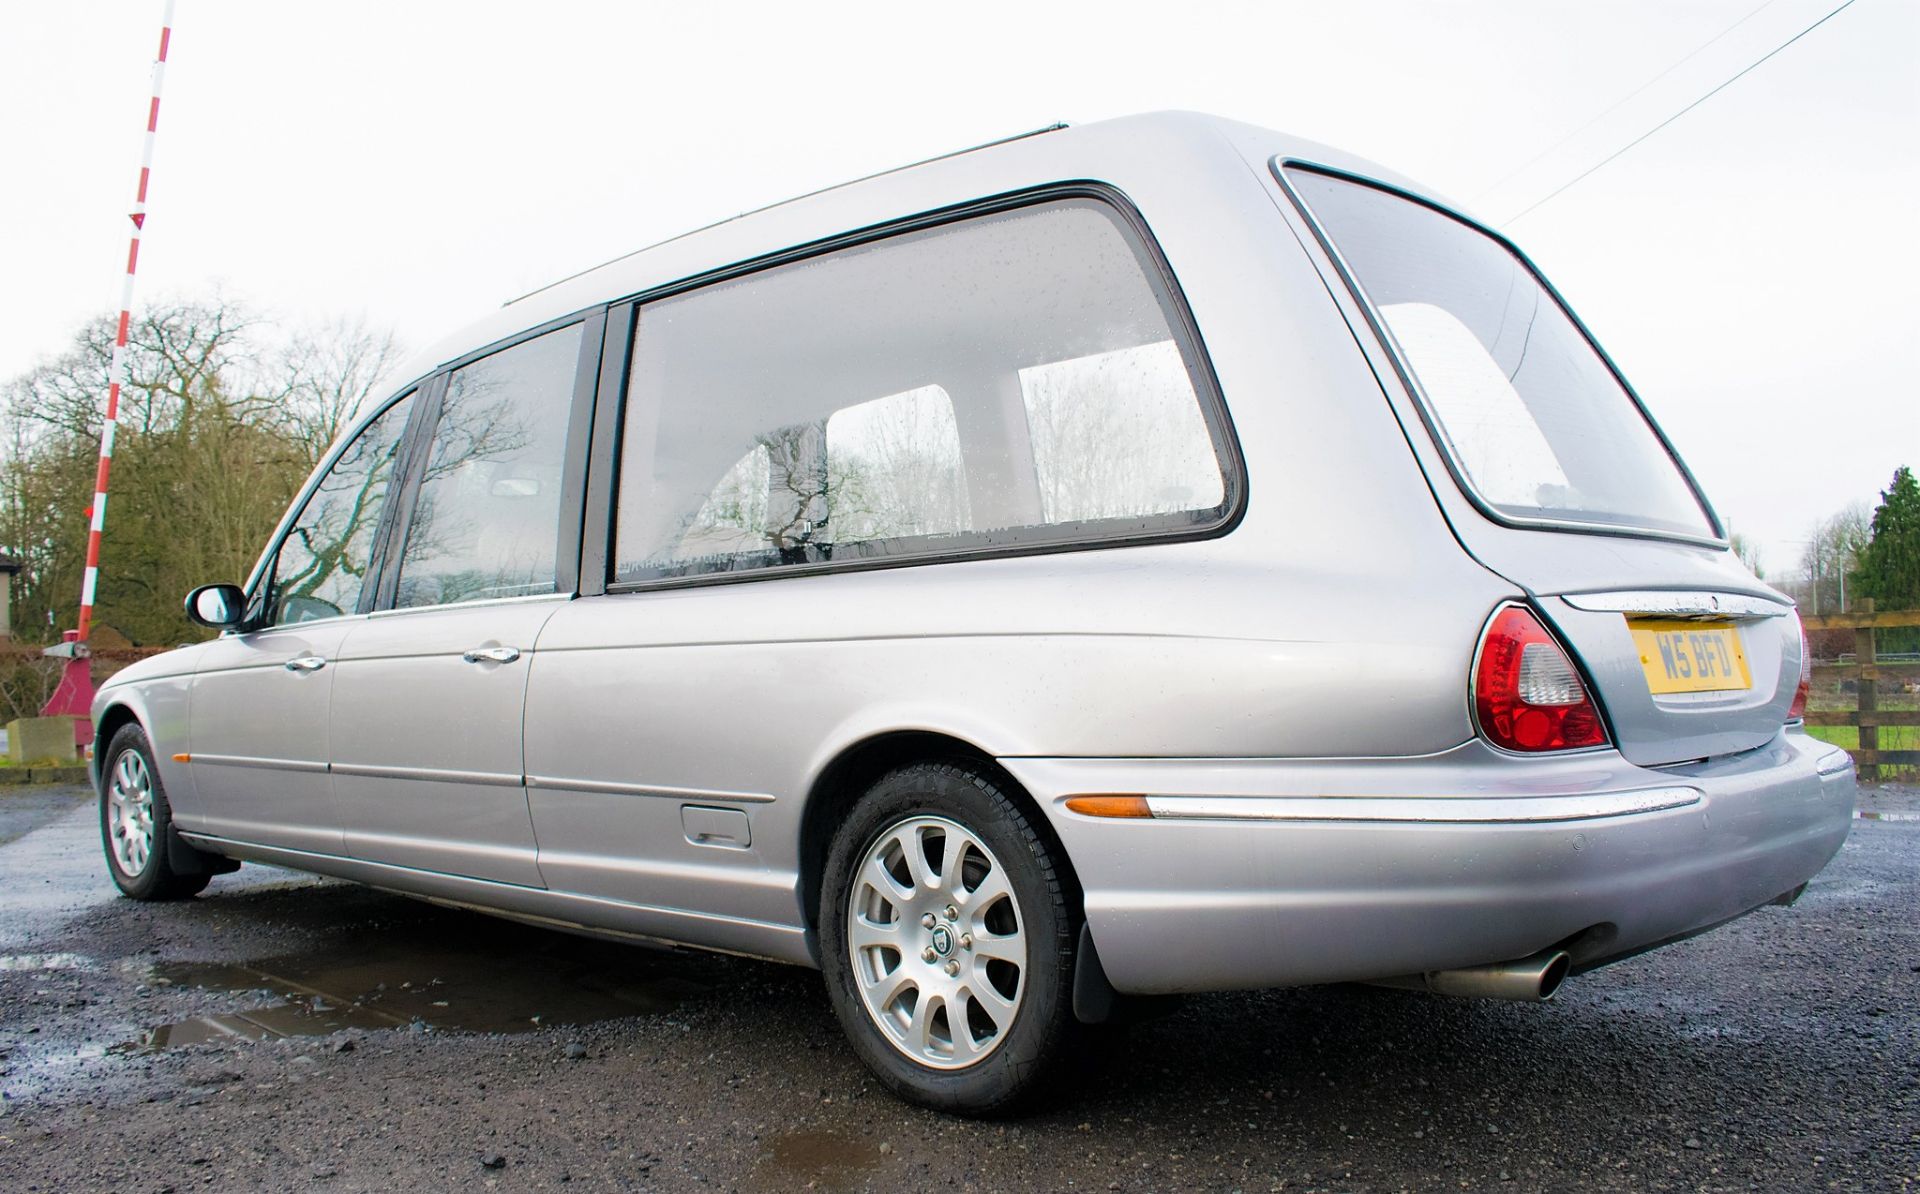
[1802,599,1920,780]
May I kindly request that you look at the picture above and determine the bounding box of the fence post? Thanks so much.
[1855,598,1877,782]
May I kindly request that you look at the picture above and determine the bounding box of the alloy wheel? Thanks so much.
[845,815,1028,1069]
[107,749,156,877]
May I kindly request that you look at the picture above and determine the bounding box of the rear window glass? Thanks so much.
[1285,167,1714,539]
[611,198,1233,583]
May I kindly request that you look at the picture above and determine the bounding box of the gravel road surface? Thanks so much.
[1,783,1915,1192]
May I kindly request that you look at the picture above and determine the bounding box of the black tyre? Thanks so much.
[99,723,213,901]
[819,761,1080,1114]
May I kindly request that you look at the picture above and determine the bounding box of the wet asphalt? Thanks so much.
[0,783,1915,1193]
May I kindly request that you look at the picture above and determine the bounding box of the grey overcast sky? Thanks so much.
[1,0,1914,580]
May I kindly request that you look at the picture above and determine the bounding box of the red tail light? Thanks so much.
[1788,620,1811,722]
[1473,605,1609,752]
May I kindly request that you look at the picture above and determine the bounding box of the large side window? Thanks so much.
[265,392,417,626]
[392,323,583,608]
[612,197,1233,583]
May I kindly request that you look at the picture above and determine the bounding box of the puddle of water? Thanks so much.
[125,929,714,1050]
[758,1128,881,1192]
[119,999,406,1051]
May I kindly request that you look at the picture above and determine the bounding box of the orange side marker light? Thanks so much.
[172,753,191,763]
[1063,794,1153,818]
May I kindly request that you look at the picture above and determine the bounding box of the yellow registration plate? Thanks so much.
[1630,619,1752,694]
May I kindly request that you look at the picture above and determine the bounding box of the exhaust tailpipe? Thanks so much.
[1370,947,1572,1002]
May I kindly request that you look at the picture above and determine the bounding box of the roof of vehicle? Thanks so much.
[504,122,1074,310]
[383,110,1448,413]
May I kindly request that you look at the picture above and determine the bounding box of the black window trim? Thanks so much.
[1272,157,1727,550]
[578,301,634,599]
[367,371,448,613]
[237,384,429,631]
[594,180,1249,596]
[370,309,607,613]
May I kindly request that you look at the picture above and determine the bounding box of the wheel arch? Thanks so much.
[92,688,201,829]
[92,701,144,784]
[796,729,1082,965]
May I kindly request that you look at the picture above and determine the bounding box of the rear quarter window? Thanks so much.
[1283,165,1715,541]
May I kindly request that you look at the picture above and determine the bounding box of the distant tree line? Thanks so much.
[1788,466,1920,656]
[0,297,398,647]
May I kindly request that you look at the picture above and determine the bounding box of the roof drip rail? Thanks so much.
[504,123,1071,309]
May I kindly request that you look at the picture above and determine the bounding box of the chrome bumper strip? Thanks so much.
[1140,786,1703,824]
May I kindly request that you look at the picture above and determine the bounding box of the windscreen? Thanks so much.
[1287,167,1714,539]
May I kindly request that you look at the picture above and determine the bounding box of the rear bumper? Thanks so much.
[1001,730,1855,995]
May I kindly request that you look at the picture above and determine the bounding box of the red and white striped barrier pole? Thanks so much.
[41,0,177,744]
[79,0,175,643]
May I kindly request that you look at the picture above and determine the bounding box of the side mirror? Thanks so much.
[185,583,248,629]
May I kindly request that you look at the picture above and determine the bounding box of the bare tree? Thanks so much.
[4,299,255,444]
[275,315,403,468]
[1801,503,1871,614]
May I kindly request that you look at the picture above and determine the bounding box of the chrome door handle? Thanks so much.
[461,646,521,665]
[284,655,328,672]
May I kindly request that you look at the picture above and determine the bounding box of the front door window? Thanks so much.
[266,391,417,625]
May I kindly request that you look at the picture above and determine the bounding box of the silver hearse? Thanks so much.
[95,112,1855,1113]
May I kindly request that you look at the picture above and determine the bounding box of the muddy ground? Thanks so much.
[1,783,1915,1192]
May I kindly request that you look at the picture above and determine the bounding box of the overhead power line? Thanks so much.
[1503,0,1866,225]
[1472,0,1784,204]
